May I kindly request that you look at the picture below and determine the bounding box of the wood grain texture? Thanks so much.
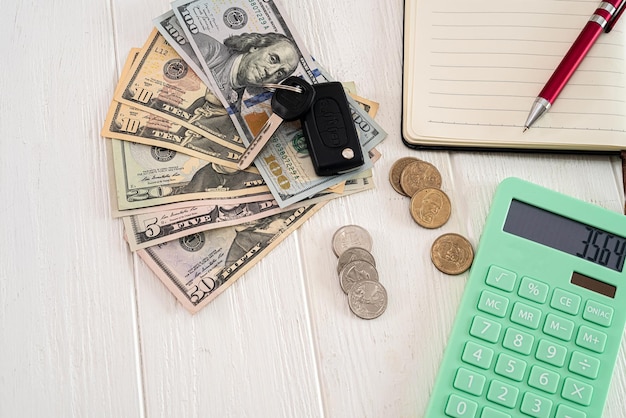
[0,0,624,417]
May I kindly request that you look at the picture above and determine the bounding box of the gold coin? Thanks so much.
[430,233,474,275]
[399,160,442,197]
[389,157,422,196]
[410,188,451,228]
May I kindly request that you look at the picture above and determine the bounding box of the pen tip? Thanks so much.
[523,126,529,133]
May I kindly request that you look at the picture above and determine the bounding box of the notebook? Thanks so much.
[402,0,626,151]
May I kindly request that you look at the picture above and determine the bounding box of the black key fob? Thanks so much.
[300,82,364,176]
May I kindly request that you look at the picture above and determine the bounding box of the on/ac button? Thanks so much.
[582,300,613,327]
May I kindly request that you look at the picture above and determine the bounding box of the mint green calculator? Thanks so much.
[425,177,626,418]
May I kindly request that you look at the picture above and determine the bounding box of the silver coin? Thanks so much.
[336,247,376,274]
[332,225,373,257]
[347,280,388,320]
[339,259,379,294]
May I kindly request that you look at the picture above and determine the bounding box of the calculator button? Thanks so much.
[520,392,552,418]
[582,299,613,327]
[510,302,541,329]
[494,353,527,382]
[568,351,600,379]
[535,339,567,367]
[486,380,519,409]
[555,404,587,418]
[479,407,510,418]
[469,316,502,343]
[517,276,549,304]
[453,368,486,396]
[485,266,516,292]
[527,365,560,394]
[445,394,478,417]
[550,288,581,315]
[502,328,534,355]
[561,377,593,406]
[575,325,607,353]
[462,341,494,369]
[543,313,574,341]
[477,291,509,318]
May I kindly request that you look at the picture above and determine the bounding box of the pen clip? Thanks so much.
[605,0,626,32]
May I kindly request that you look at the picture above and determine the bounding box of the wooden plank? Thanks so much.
[0,0,143,416]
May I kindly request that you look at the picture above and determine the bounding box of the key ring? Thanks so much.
[262,83,303,93]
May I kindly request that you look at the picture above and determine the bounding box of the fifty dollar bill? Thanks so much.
[137,203,325,313]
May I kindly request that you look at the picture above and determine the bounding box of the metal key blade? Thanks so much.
[237,113,284,170]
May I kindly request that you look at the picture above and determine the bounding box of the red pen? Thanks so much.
[523,0,625,131]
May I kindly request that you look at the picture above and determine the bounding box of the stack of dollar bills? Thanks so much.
[101,0,387,313]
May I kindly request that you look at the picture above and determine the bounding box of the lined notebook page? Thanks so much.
[403,0,626,150]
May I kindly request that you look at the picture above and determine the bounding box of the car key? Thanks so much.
[237,76,315,170]
[300,81,364,176]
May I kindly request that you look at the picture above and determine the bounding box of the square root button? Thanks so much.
[486,266,517,292]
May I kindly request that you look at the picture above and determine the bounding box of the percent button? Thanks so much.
[518,277,549,304]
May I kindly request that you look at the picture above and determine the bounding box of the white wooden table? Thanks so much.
[1,1,625,417]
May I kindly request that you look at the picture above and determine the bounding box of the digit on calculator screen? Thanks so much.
[503,200,626,273]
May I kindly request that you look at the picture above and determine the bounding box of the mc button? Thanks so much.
[478,291,509,318]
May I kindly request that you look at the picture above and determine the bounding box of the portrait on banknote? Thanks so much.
[192,30,300,110]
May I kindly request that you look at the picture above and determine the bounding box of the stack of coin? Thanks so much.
[389,157,474,275]
[389,157,451,229]
[332,225,387,319]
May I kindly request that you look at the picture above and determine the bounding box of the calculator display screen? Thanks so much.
[503,200,626,272]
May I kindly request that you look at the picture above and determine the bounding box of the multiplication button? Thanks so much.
[561,377,593,406]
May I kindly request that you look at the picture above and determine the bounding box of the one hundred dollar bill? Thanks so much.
[153,10,211,87]
[111,138,269,211]
[115,30,245,152]
[136,203,326,313]
[123,198,281,251]
[171,0,386,207]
